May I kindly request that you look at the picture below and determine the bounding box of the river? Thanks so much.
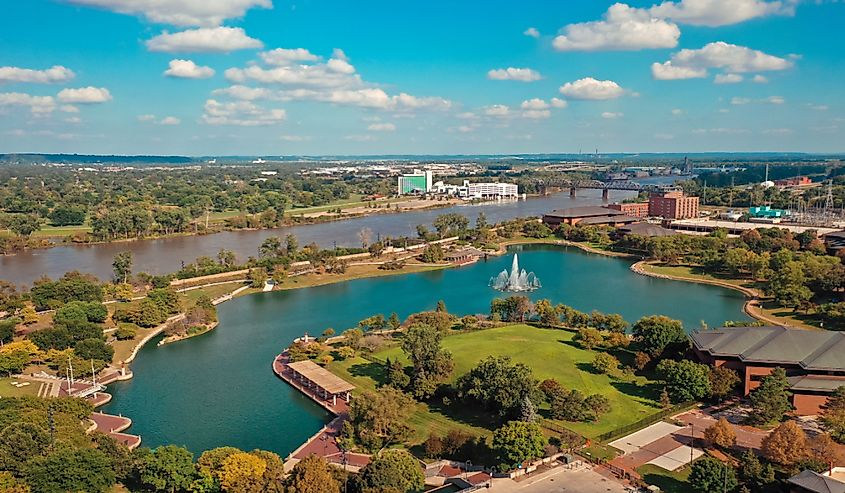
[101,244,748,455]
[0,189,634,286]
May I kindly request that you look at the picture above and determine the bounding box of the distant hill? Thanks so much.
[0,153,195,165]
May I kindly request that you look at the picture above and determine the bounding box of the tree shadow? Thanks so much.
[640,470,687,493]
[558,339,584,350]
[347,362,388,387]
[427,399,502,431]
[575,362,598,374]
[610,380,662,407]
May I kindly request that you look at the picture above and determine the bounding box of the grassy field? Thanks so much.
[274,263,447,290]
[0,377,41,398]
[331,324,663,441]
[31,224,92,237]
[636,464,691,493]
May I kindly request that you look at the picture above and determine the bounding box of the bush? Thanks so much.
[114,325,137,341]
[592,352,621,376]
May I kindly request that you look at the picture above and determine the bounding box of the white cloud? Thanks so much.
[601,111,623,119]
[692,127,750,134]
[731,97,751,105]
[487,67,541,82]
[367,122,396,132]
[60,105,79,113]
[57,86,112,103]
[765,95,785,104]
[652,42,793,80]
[559,77,625,100]
[259,48,320,66]
[752,75,769,83]
[212,85,275,100]
[344,134,376,142]
[484,105,511,117]
[164,59,215,79]
[65,0,271,27]
[146,27,263,53]
[137,114,156,122]
[648,0,791,27]
[714,73,743,84]
[550,98,568,109]
[0,65,75,84]
[553,3,680,52]
[671,108,684,115]
[158,116,181,125]
[523,27,540,38]
[522,110,551,119]
[202,99,286,126]
[520,98,549,110]
[0,92,56,114]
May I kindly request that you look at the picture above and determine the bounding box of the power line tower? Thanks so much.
[824,180,834,224]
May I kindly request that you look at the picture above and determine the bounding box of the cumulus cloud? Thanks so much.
[731,97,751,105]
[484,105,511,117]
[648,0,791,27]
[487,67,542,82]
[202,99,286,126]
[367,122,395,132]
[65,0,272,27]
[146,27,263,53]
[714,73,743,84]
[0,65,75,84]
[559,77,625,100]
[752,75,769,83]
[520,99,549,110]
[550,97,568,109]
[164,59,215,78]
[0,92,56,114]
[553,3,680,52]
[60,105,79,113]
[259,48,320,66]
[57,86,112,103]
[765,95,785,104]
[652,42,793,81]
[217,48,452,113]
[523,27,540,38]
[158,116,181,125]
[601,111,623,119]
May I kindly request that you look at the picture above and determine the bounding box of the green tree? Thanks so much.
[138,445,196,493]
[347,387,415,451]
[656,359,712,403]
[8,214,40,236]
[709,366,740,402]
[768,260,812,308]
[738,449,776,492]
[24,446,116,493]
[821,386,845,442]
[533,299,560,327]
[112,251,133,284]
[388,312,401,330]
[688,456,737,493]
[285,455,340,493]
[401,323,454,399]
[360,450,424,493]
[491,421,545,470]
[457,356,538,419]
[632,315,687,357]
[74,338,114,362]
[432,213,469,238]
[592,352,620,376]
[419,244,444,263]
[384,358,410,390]
[749,368,792,423]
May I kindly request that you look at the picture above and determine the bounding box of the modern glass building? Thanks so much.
[397,169,432,194]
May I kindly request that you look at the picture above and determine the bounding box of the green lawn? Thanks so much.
[332,324,663,440]
[636,464,691,493]
[0,377,41,398]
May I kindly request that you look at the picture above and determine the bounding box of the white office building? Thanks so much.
[433,180,519,200]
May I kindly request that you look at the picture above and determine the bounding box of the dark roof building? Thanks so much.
[618,223,678,237]
[691,326,845,415]
[788,469,845,493]
[824,231,845,254]
[542,206,638,227]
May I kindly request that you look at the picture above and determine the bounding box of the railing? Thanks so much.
[595,401,697,443]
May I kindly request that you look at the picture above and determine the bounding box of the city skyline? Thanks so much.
[1,0,843,155]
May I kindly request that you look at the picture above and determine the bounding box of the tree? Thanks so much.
[0,472,29,493]
[761,420,807,466]
[519,395,537,422]
[360,449,424,493]
[8,214,40,236]
[250,268,267,288]
[456,356,537,419]
[401,323,453,399]
[704,418,736,449]
[490,296,533,323]
[632,315,687,357]
[217,451,267,492]
[384,358,410,389]
[749,368,792,423]
[112,251,133,284]
[285,455,340,493]
[574,328,603,350]
[24,446,115,493]
[74,338,114,362]
[0,340,42,375]
[491,421,545,470]
[768,260,812,308]
[656,359,712,403]
[432,213,469,238]
[388,312,401,330]
[592,352,620,376]
[738,449,776,492]
[821,386,845,442]
[533,299,560,327]
[285,234,298,256]
[419,244,444,263]
[138,445,196,493]
[808,432,845,467]
[709,367,740,402]
[347,387,415,451]
[688,456,737,493]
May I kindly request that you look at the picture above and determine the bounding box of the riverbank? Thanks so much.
[631,261,818,330]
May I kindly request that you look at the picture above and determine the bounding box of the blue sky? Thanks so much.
[1,0,843,155]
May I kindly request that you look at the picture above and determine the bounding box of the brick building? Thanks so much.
[608,202,650,218]
[648,191,699,219]
[691,326,845,415]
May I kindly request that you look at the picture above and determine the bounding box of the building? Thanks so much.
[542,206,638,228]
[608,202,649,218]
[397,169,433,195]
[617,223,677,237]
[776,176,813,188]
[433,180,518,199]
[691,326,845,415]
[788,468,845,493]
[648,191,699,219]
[824,231,845,254]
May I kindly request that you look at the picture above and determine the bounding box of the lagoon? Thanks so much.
[102,244,749,455]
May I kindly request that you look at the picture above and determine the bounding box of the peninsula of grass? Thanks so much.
[329,324,663,442]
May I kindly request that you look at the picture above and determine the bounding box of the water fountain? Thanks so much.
[489,254,541,292]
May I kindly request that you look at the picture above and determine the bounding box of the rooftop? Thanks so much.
[618,223,678,237]
[691,326,845,373]
[287,360,355,394]
[788,469,845,493]
[544,206,625,219]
